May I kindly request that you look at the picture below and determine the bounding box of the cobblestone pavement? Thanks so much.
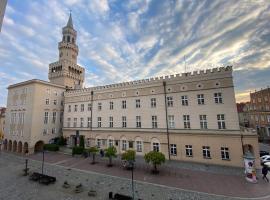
[1,152,270,200]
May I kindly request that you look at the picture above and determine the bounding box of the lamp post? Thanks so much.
[130,160,135,200]
[41,150,45,175]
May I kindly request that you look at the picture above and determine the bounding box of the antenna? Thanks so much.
[184,55,187,73]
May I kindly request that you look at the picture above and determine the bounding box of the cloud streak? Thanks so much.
[0,0,269,106]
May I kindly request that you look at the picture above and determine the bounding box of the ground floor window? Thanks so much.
[122,140,127,151]
[108,139,113,147]
[153,142,160,152]
[97,139,101,148]
[185,145,193,157]
[202,146,211,159]
[221,147,230,160]
[136,141,142,152]
[170,144,177,156]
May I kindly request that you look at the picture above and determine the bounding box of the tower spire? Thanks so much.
[66,11,73,28]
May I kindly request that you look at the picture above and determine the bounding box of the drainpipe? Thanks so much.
[90,91,93,131]
[163,81,171,160]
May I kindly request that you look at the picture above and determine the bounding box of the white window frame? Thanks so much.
[81,104,84,112]
[87,117,91,127]
[109,101,113,110]
[181,95,188,106]
[221,147,230,160]
[151,98,156,108]
[185,145,193,157]
[167,96,173,107]
[68,105,71,112]
[217,114,226,129]
[203,146,211,159]
[136,141,142,152]
[122,140,127,151]
[199,115,207,129]
[135,99,141,108]
[88,103,92,111]
[214,92,223,104]
[45,99,50,105]
[67,118,71,127]
[44,112,49,124]
[122,100,127,109]
[73,118,77,127]
[168,115,175,128]
[153,142,160,152]
[136,116,141,128]
[170,144,177,156]
[183,115,190,129]
[122,116,127,128]
[74,105,78,112]
[98,102,102,111]
[197,94,205,105]
[80,117,84,127]
[109,116,113,128]
[97,117,102,128]
[152,115,158,128]
[52,112,56,124]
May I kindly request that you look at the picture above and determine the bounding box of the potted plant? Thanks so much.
[144,151,165,174]
[105,146,117,167]
[88,146,99,164]
[121,150,136,170]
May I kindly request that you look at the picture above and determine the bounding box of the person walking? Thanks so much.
[262,165,269,182]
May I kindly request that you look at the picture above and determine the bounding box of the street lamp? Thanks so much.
[129,160,135,200]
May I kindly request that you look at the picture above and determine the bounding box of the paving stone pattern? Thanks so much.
[0,152,238,200]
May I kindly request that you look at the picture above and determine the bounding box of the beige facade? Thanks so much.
[4,80,65,153]
[3,14,259,168]
[63,67,260,167]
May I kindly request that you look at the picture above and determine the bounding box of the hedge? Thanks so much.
[72,146,84,155]
[44,144,59,151]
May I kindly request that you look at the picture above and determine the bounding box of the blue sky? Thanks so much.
[0,0,270,106]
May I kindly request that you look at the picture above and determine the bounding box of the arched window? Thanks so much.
[67,35,70,43]
[151,138,160,152]
[72,37,75,43]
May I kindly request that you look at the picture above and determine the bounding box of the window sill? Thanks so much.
[222,158,230,161]
[170,154,177,156]
[186,155,193,157]
[203,157,211,159]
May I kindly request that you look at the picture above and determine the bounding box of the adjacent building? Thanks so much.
[248,88,270,141]
[0,107,6,138]
[0,0,7,32]
[3,14,259,167]
[237,102,250,127]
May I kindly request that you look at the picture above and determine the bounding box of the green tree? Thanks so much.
[144,151,165,174]
[121,150,136,169]
[58,136,66,146]
[79,135,85,148]
[105,146,117,167]
[88,146,99,164]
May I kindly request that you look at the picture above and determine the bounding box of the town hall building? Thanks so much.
[3,14,259,168]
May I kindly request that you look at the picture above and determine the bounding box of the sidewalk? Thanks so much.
[26,151,270,199]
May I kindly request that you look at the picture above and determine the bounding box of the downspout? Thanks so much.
[90,91,93,131]
[163,81,171,160]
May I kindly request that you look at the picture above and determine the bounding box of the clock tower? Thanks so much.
[48,13,85,89]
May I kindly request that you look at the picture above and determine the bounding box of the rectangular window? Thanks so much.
[97,139,101,148]
[73,118,77,127]
[109,116,113,128]
[67,118,71,127]
[87,117,91,127]
[74,105,78,112]
[267,115,270,123]
[80,118,84,127]
[168,115,175,128]
[185,145,193,157]
[122,100,126,109]
[122,140,127,151]
[109,101,113,110]
[60,112,63,123]
[68,105,71,112]
[135,99,141,108]
[97,117,102,128]
[199,115,207,129]
[203,146,211,159]
[45,99,49,105]
[197,94,205,105]
[217,114,226,129]
[52,128,56,134]
[183,115,190,129]
[81,104,84,112]
[181,95,188,106]
[52,112,56,124]
[108,139,113,147]
[53,99,57,105]
[98,102,102,111]
[136,141,142,152]
[136,116,141,128]
[88,103,92,111]
[153,143,160,152]
[151,98,156,108]
[167,96,173,107]
[170,144,177,156]
[214,92,223,104]
[152,115,158,128]
[122,116,127,128]
[221,147,230,160]
[43,129,48,135]
[44,112,49,124]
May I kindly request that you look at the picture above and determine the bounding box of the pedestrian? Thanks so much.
[262,165,269,182]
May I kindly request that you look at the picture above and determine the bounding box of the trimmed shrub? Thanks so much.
[72,146,84,155]
[79,135,85,148]
[44,144,59,151]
